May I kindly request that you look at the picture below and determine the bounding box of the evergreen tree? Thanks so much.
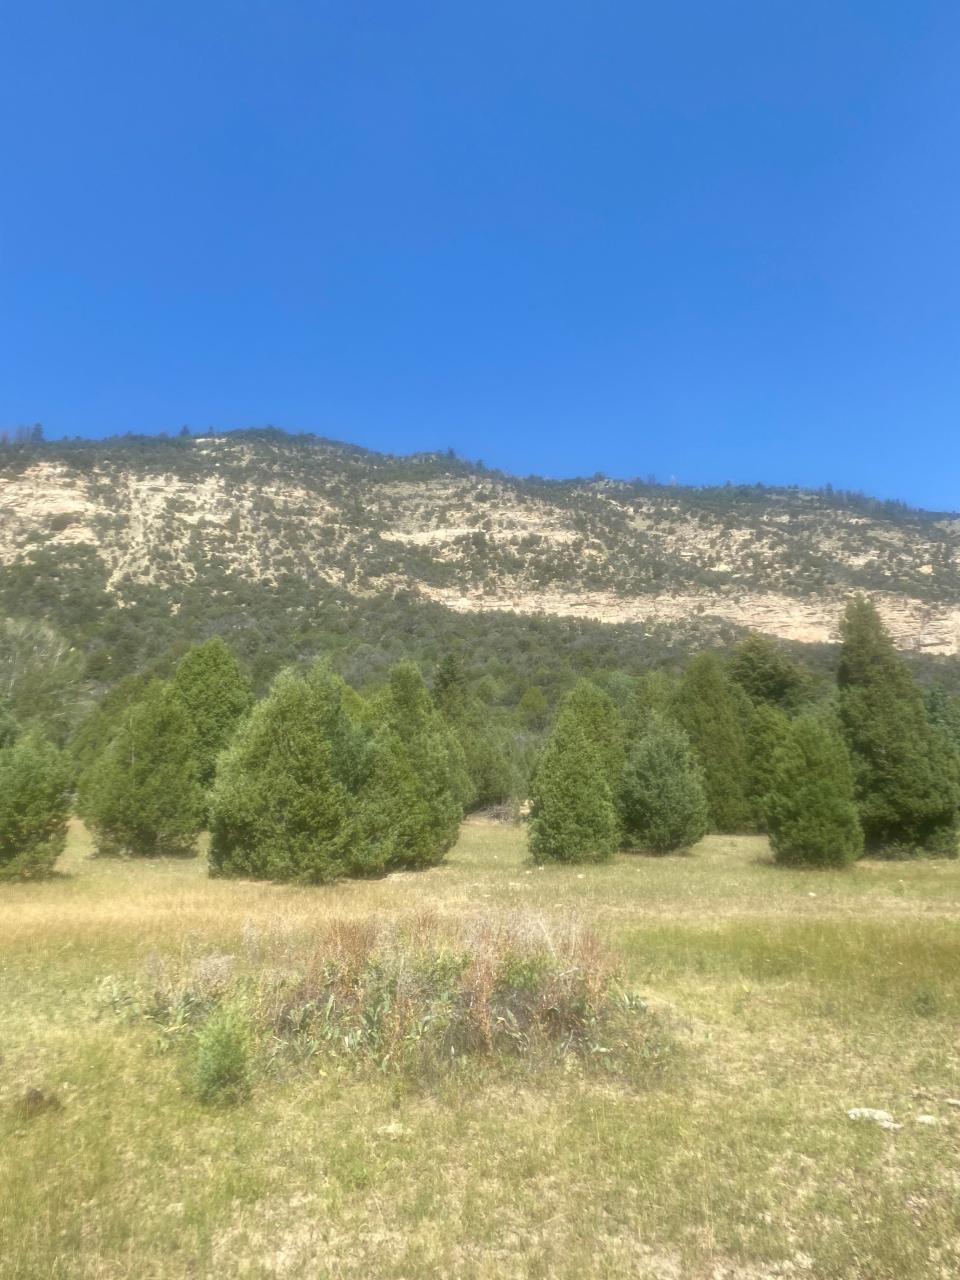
[373,661,467,856]
[355,729,447,871]
[620,715,709,854]
[562,679,626,793]
[837,597,960,855]
[528,708,618,863]
[728,633,809,710]
[0,732,71,879]
[209,669,357,881]
[763,713,863,868]
[433,652,514,809]
[172,637,253,790]
[745,703,792,829]
[623,670,679,745]
[81,680,205,857]
[672,653,752,832]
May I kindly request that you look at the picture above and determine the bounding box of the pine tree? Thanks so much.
[172,637,253,790]
[528,708,619,863]
[837,597,960,855]
[672,653,752,832]
[81,680,205,857]
[763,713,863,868]
[0,732,71,879]
[620,715,709,854]
[209,669,357,881]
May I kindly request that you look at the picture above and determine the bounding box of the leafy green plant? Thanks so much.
[192,1003,252,1105]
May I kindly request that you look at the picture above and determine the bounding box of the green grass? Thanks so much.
[2,820,959,1278]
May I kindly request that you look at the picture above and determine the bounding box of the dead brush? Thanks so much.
[106,911,673,1081]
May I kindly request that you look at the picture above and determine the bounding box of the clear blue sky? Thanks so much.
[3,3,959,508]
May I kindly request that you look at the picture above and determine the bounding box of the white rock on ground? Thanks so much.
[846,1108,902,1131]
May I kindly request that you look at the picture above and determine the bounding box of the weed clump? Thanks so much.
[107,913,672,1089]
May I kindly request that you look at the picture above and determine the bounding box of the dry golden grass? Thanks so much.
[2,820,960,1279]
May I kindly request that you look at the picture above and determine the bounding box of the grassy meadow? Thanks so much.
[2,820,959,1279]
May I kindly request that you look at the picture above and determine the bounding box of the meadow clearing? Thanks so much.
[1,819,959,1280]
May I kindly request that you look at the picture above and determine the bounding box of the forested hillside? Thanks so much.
[1,428,959,745]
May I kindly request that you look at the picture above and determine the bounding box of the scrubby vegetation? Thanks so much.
[108,912,664,1090]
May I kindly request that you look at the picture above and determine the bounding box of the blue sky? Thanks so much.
[2,2,959,508]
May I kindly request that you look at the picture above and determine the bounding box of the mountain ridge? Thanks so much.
[2,428,959,657]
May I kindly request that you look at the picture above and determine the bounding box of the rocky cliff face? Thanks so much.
[1,431,958,653]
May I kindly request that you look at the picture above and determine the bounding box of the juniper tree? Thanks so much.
[837,597,960,855]
[208,669,357,881]
[562,679,626,792]
[728,633,809,711]
[620,715,709,854]
[433,652,514,809]
[373,661,467,857]
[172,637,253,790]
[81,680,205,857]
[528,709,618,864]
[763,713,863,868]
[672,653,752,832]
[745,703,792,830]
[0,732,71,879]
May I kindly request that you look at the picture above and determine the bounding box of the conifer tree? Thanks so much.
[0,732,71,879]
[172,637,253,790]
[672,653,752,832]
[620,715,709,854]
[728,633,809,710]
[373,661,467,856]
[209,669,357,881]
[745,703,792,829]
[433,652,513,809]
[528,708,618,863]
[763,713,863,868]
[562,679,626,791]
[81,680,205,856]
[623,670,678,746]
[355,729,446,871]
[837,597,960,855]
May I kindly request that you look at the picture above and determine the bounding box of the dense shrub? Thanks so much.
[619,715,709,854]
[763,714,863,868]
[0,732,71,879]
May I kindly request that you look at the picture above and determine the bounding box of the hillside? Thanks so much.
[1,429,959,685]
